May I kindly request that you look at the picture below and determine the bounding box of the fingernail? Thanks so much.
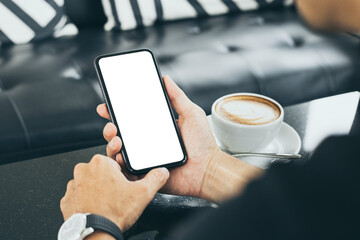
[161,168,169,178]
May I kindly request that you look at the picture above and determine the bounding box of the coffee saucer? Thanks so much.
[207,116,301,169]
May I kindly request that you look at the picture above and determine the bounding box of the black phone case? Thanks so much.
[94,49,187,175]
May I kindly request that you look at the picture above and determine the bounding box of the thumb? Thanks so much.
[140,168,170,197]
[163,75,194,117]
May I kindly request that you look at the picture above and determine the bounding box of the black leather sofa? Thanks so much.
[0,0,359,164]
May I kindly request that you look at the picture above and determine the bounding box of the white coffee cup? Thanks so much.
[211,93,284,153]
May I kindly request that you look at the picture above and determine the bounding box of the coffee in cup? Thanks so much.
[215,95,281,126]
[211,93,284,153]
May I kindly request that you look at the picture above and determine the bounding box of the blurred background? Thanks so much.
[0,0,359,164]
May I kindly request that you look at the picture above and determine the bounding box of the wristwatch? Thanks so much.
[58,213,124,240]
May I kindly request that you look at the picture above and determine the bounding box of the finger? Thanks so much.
[60,197,68,219]
[139,168,170,198]
[163,76,195,117]
[66,180,74,192]
[73,163,87,178]
[107,136,122,159]
[90,154,122,174]
[103,122,117,142]
[116,154,139,181]
[116,153,126,168]
[96,104,111,120]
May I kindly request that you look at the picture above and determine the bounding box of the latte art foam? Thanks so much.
[216,96,280,125]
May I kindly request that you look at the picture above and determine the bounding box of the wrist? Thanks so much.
[200,150,263,203]
[86,231,116,240]
[199,149,226,202]
[85,214,124,240]
[58,213,123,240]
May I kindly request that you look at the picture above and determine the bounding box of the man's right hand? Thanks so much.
[97,76,263,203]
[97,76,222,198]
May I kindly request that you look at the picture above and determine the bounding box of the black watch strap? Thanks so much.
[86,214,124,240]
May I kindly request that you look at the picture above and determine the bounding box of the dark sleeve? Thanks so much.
[172,135,360,240]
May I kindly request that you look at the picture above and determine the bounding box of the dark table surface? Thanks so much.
[0,91,359,239]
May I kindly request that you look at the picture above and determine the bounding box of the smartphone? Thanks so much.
[95,49,187,175]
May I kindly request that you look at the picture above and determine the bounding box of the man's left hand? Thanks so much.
[60,154,170,232]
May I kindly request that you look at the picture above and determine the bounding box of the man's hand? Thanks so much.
[60,154,169,232]
[97,76,222,198]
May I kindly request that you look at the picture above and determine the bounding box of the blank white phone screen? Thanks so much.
[98,51,184,170]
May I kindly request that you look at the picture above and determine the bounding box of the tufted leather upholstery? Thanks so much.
[0,3,359,163]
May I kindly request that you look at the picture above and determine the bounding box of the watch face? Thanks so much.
[58,213,88,240]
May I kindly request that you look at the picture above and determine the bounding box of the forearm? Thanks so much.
[296,0,360,32]
[200,151,263,204]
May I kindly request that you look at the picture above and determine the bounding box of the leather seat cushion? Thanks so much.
[0,8,358,162]
[69,9,359,109]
